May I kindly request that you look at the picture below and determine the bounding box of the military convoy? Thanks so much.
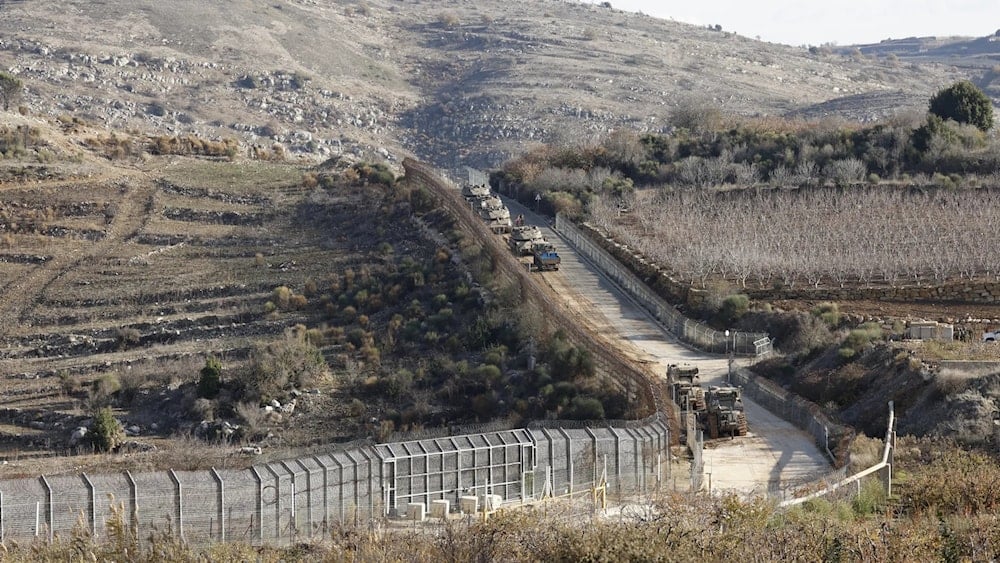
[668,363,747,439]
[462,183,560,271]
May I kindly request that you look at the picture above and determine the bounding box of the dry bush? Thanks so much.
[189,397,215,421]
[117,369,146,406]
[235,401,266,439]
[148,134,238,158]
[847,434,884,472]
[934,371,973,397]
[115,327,141,351]
[236,328,329,401]
[88,372,121,409]
[438,12,460,27]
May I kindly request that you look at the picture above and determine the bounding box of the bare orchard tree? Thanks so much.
[768,164,791,187]
[823,158,868,186]
[731,161,760,186]
[601,187,1000,290]
[792,159,818,187]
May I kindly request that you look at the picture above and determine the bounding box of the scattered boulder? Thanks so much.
[119,440,157,453]
[69,426,88,446]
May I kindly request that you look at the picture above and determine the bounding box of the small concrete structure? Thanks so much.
[481,494,502,511]
[406,502,425,522]
[430,499,450,519]
[906,321,953,341]
[459,495,478,514]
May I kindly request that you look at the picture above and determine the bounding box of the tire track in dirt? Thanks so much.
[0,176,157,336]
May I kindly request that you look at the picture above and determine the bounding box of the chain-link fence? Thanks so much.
[730,367,855,468]
[553,215,772,358]
[0,420,670,547]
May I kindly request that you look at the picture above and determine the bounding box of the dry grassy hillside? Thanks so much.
[0,0,974,169]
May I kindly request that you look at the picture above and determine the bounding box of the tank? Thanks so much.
[705,385,748,439]
[478,205,512,233]
[508,225,544,255]
[462,183,490,199]
[470,193,504,211]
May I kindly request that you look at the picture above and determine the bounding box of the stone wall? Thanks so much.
[745,281,1000,305]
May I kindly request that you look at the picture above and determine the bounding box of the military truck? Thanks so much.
[531,242,560,271]
[667,363,705,412]
[705,385,748,439]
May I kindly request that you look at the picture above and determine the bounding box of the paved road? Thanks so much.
[502,195,832,496]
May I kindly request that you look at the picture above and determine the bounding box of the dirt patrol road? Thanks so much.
[503,195,833,496]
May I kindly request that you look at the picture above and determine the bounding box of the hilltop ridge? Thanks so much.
[0,0,982,169]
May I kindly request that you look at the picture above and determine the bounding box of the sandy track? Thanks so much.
[502,196,832,495]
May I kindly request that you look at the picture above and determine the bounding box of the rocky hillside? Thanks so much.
[0,0,980,169]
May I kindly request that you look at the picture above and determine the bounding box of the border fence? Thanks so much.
[0,419,670,546]
[554,215,772,357]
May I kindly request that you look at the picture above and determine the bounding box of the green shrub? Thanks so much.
[198,356,222,399]
[563,396,605,420]
[719,294,750,325]
[812,302,840,328]
[90,407,124,452]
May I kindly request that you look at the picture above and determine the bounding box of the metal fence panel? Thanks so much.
[132,471,179,540]
[88,472,133,537]
[217,469,259,544]
[174,470,219,545]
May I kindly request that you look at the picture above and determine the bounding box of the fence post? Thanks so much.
[584,427,599,487]
[296,459,313,537]
[313,456,329,532]
[168,469,183,542]
[250,466,264,543]
[280,461,298,540]
[331,455,345,522]
[609,426,622,493]
[263,464,281,540]
[124,470,138,537]
[540,428,556,494]
[557,428,573,495]
[81,472,97,538]
[210,468,224,543]
[39,475,53,542]
[343,450,360,525]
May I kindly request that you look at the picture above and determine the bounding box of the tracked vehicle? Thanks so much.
[668,363,705,412]
[705,385,748,439]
